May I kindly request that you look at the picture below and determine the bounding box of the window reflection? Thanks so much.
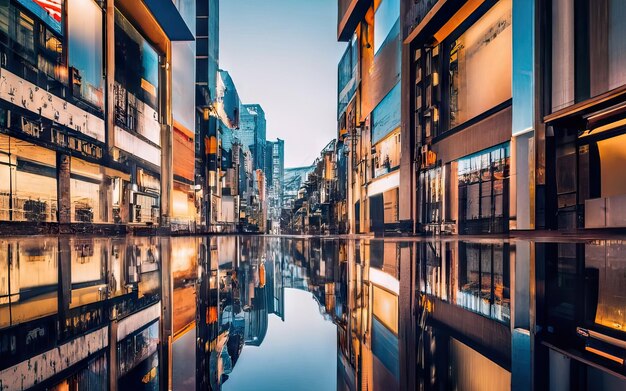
[421,167,443,225]
[70,157,109,223]
[458,143,510,234]
[373,130,400,178]
[421,241,511,324]
[0,134,57,222]
[448,0,512,127]
[0,2,67,90]
[115,9,161,143]
[68,0,104,110]
[374,0,399,54]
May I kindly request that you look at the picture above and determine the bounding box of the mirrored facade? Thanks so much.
[1,235,624,390]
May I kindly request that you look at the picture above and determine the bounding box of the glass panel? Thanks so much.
[466,183,480,220]
[38,27,65,84]
[373,130,400,178]
[0,135,57,222]
[374,0,399,54]
[551,0,575,111]
[68,0,104,109]
[115,9,161,143]
[449,0,512,127]
[15,10,35,63]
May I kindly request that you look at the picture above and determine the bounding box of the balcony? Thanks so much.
[337,0,371,41]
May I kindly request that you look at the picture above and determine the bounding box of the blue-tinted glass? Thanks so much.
[68,0,103,109]
[372,83,401,144]
[374,0,399,54]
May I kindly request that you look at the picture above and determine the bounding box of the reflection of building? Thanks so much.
[415,240,512,389]
[0,236,163,390]
[537,240,626,390]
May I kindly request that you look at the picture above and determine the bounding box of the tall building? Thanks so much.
[238,104,267,171]
[0,0,194,232]
[265,138,284,232]
[543,0,626,232]
[401,0,520,235]
[196,0,221,230]
[216,70,242,230]
[337,0,403,234]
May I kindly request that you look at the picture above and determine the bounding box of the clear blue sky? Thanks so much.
[220,0,345,168]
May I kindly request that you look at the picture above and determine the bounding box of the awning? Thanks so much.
[142,0,194,41]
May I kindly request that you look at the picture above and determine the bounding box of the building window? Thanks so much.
[70,157,107,223]
[0,134,57,222]
[115,9,161,143]
[551,0,575,112]
[373,130,400,178]
[15,10,36,63]
[38,25,65,85]
[374,0,399,54]
[68,0,104,110]
[457,143,510,234]
[589,0,626,97]
[448,0,512,128]
[372,83,401,145]
[338,34,358,116]
[421,167,443,225]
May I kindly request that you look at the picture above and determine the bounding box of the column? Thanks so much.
[57,153,71,228]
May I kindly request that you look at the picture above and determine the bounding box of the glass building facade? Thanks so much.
[0,0,196,230]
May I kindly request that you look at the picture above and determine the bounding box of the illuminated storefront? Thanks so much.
[172,126,197,228]
[369,83,401,232]
[0,134,57,222]
[457,144,510,235]
[408,0,513,235]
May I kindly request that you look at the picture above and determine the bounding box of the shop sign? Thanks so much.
[20,116,43,138]
[52,128,103,159]
[0,68,105,141]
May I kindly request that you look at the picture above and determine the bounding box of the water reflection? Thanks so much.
[0,236,625,390]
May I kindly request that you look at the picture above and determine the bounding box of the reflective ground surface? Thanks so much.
[1,236,626,390]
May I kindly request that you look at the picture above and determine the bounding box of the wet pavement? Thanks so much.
[1,235,626,390]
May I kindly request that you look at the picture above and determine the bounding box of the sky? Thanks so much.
[222,289,337,391]
[220,0,345,168]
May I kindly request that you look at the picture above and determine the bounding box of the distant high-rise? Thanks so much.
[265,139,284,233]
[238,104,267,171]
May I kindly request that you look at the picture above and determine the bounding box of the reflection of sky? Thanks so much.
[223,288,337,391]
[68,0,103,88]
[142,41,160,88]
[374,0,400,53]
[172,329,197,391]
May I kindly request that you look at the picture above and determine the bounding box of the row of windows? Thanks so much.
[414,0,512,139]
[0,0,161,119]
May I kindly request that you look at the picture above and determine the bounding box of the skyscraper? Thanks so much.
[265,139,285,232]
[238,104,267,171]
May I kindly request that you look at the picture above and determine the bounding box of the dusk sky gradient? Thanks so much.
[220,0,345,168]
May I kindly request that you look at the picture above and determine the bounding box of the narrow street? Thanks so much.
[1,0,626,390]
